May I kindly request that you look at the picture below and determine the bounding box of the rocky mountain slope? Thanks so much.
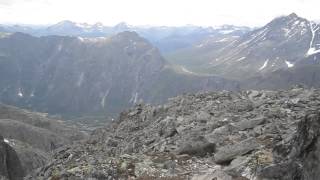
[167,13,320,82]
[0,31,239,116]
[0,104,87,177]
[27,87,320,179]
[243,64,320,90]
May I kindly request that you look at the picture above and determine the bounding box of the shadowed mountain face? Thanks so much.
[0,31,239,116]
[1,13,320,116]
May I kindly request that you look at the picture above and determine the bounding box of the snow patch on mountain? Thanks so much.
[219,30,234,34]
[3,138,15,146]
[285,61,294,68]
[236,57,246,62]
[196,39,212,48]
[71,22,105,32]
[282,27,291,37]
[306,22,320,56]
[216,38,230,42]
[18,88,23,97]
[78,37,108,43]
[78,37,85,42]
[307,48,320,56]
[259,59,269,71]
[293,20,300,26]
[181,67,196,74]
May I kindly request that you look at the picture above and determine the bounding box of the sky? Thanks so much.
[0,0,319,27]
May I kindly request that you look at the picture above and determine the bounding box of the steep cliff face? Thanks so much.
[0,134,24,180]
[0,32,165,115]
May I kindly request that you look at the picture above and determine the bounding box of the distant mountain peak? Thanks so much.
[55,20,75,26]
[113,31,146,43]
[48,20,80,30]
[264,12,309,32]
[288,12,298,19]
[93,22,104,27]
[114,22,131,29]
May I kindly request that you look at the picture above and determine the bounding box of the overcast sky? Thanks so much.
[0,0,319,27]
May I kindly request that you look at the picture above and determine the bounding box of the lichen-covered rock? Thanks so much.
[258,111,320,180]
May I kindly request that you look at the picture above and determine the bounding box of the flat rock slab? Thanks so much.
[233,117,266,131]
[214,138,259,164]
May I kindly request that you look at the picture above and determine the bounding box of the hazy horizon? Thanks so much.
[0,0,319,27]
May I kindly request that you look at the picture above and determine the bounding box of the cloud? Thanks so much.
[0,0,319,26]
[0,0,16,6]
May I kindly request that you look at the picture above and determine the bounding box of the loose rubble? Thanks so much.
[27,88,320,179]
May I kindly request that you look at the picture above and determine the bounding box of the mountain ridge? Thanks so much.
[0,21,252,53]
[0,31,239,117]
[167,13,320,84]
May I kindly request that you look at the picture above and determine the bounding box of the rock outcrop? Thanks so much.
[27,88,320,179]
[0,134,24,180]
[258,111,320,180]
[0,104,87,178]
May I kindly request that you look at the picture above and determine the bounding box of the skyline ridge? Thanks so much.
[1,12,318,28]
